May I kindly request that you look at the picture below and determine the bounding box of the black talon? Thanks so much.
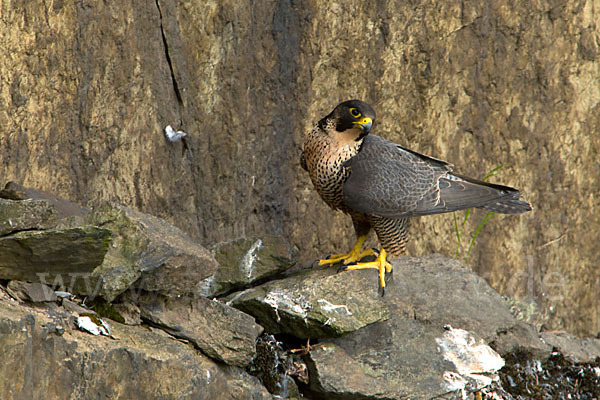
[386,269,393,284]
[337,264,348,273]
[379,285,386,297]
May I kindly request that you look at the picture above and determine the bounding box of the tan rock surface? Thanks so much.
[0,297,271,399]
[0,1,598,335]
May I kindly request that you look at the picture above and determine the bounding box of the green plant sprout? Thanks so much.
[453,165,503,262]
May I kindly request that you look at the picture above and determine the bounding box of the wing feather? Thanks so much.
[342,135,449,217]
[342,135,531,218]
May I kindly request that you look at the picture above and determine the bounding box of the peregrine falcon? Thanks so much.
[301,100,531,293]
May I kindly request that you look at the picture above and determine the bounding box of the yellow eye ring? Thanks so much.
[349,107,361,118]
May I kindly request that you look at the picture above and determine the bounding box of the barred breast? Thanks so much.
[303,125,362,212]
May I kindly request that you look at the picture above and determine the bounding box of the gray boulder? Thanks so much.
[6,281,57,302]
[0,181,90,219]
[230,254,550,399]
[540,331,600,363]
[0,198,57,235]
[0,296,271,400]
[304,255,550,399]
[0,226,111,295]
[199,235,298,297]
[80,202,219,301]
[0,197,219,302]
[0,195,221,302]
[138,293,263,368]
[226,267,390,339]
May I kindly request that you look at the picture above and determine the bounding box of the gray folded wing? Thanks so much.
[342,135,531,218]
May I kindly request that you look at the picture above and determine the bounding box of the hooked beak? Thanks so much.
[353,117,373,141]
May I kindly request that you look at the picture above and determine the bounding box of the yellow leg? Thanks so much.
[318,235,377,266]
[342,249,393,291]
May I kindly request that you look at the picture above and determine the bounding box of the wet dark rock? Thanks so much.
[138,293,263,368]
[0,198,57,235]
[0,295,271,399]
[111,298,142,325]
[6,281,57,302]
[87,298,126,324]
[79,202,219,301]
[0,226,111,295]
[199,235,298,297]
[226,267,390,339]
[1,200,219,303]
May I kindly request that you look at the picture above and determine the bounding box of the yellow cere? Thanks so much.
[353,117,372,126]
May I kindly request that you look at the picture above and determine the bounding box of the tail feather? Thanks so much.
[436,173,532,215]
[479,197,532,214]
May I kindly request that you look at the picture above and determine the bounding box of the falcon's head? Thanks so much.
[319,100,376,142]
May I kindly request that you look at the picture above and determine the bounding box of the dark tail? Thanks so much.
[437,173,532,215]
[454,173,532,214]
[479,197,532,214]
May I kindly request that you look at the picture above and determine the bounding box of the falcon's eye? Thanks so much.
[349,107,361,118]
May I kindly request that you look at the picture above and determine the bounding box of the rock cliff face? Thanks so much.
[0,1,598,336]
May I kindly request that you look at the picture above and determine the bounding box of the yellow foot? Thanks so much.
[317,234,376,266]
[341,249,393,295]
[318,247,378,266]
